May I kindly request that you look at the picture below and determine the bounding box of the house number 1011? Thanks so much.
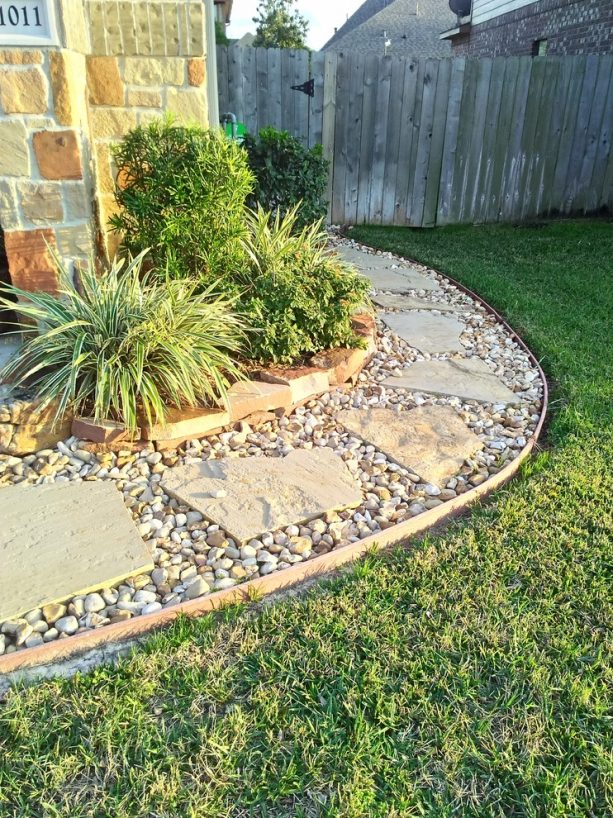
[0,5,43,26]
[0,0,58,46]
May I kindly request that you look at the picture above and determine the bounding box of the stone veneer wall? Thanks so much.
[0,0,93,294]
[0,0,214,292]
[84,0,211,260]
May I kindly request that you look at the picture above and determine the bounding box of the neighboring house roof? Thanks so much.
[323,0,455,57]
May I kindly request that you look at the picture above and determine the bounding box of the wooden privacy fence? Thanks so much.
[217,47,613,226]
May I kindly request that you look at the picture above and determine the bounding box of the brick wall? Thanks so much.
[451,0,613,57]
[0,0,214,294]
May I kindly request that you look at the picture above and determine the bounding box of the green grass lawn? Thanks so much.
[1,220,612,818]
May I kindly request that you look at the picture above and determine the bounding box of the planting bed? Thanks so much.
[0,239,546,670]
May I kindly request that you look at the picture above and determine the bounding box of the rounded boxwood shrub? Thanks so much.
[110,116,254,283]
[243,127,329,230]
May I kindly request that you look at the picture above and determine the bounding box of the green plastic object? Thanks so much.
[224,120,247,142]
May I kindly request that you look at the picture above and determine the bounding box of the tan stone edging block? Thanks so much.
[0,281,548,676]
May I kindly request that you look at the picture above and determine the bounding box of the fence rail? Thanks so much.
[217,46,613,226]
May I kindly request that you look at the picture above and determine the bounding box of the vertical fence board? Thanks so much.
[405,59,427,223]
[321,51,338,219]
[500,57,533,220]
[410,59,440,226]
[381,56,408,224]
[447,58,478,223]
[474,56,505,223]
[462,58,493,222]
[267,48,282,130]
[437,57,466,224]
[576,54,613,212]
[423,58,451,227]
[294,49,311,145]
[344,54,366,223]
[525,57,560,219]
[331,52,351,224]
[587,56,613,212]
[393,58,419,225]
[309,50,326,147]
[241,47,257,134]
[356,54,380,224]
[562,54,600,212]
[369,55,393,223]
[255,47,269,134]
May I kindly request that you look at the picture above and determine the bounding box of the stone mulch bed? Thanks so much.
[0,239,544,656]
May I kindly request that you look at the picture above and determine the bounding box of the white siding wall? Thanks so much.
[471,0,538,25]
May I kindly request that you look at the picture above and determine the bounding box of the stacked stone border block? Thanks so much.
[0,274,548,683]
[448,0,613,57]
[0,0,216,293]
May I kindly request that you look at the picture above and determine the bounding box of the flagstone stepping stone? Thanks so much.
[335,246,440,292]
[337,405,484,486]
[162,448,362,543]
[0,482,153,622]
[382,357,519,404]
[371,293,457,312]
[382,311,466,353]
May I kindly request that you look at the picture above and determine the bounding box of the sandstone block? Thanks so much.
[0,67,48,114]
[258,366,329,406]
[124,57,185,86]
[20,182,64,226]
[72,416,139,444]
[166,88,208,124]
[49,50,86,127]
[227,380,292,421]
[33,130,83,180]
[126,88,162,107]
[0,180,19,230]
[0,120,29,176]
[311,347,370,385]
[187,58,205,86]
[0,50,43,65]
[142,406,230,443]
[4,228,58,293]
[63,183,92,221]
[56,223,93,258]
[91,108,138,138]
[86,56,124,106]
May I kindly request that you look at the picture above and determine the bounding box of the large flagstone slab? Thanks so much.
[0,482,153,622]
[337,405,484,486]
[382,311,466,353]
[371,293,457,312]
[382,358,519,404]
[335,246,440,292]
[162,448,362,543]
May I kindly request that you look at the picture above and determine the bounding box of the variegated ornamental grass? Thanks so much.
[0,251,247,434]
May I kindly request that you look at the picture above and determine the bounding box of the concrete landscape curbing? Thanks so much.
[0,257,548,680]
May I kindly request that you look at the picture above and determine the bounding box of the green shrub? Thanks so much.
[244,127,329,229]
[0,251,246,434]
[236,206,371,364]
[110,117,254,283]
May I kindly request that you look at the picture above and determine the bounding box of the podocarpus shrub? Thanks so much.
[110,117,254,283]
[237,206,371,364]
[243,127,329,229]
[0,251,246,434]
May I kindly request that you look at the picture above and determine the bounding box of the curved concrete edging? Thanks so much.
[0,271,549,678]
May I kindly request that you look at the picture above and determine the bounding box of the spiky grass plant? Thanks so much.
[0,251,246,434]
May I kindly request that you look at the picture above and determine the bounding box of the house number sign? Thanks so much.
[0,0,59,46]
